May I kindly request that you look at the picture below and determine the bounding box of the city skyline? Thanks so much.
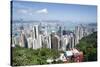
[11,1,97,65]
[12,1,97,23]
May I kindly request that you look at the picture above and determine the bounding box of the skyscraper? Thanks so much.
[69,33,75,48]
[74,24,87,45]
[32,25,42,49]
[27,37,33,48]
[79,25,84,40]
[51,32,60,50]
[61,35,69,51]
[12,35,16,47]
[57,25,63,49]
[75,26,80,45]
[41,34,51,49]
[47,35,51,49]
[19,30,28,48]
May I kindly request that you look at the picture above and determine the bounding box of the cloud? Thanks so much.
[17,9,34,16]
[17,8,48,16]
[17,9,28,14]
[36,8,48,14]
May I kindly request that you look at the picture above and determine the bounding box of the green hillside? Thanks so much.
[12,46,61,66]
[76,32,97,61]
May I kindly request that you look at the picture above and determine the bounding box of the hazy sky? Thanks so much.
[12,1,97,23]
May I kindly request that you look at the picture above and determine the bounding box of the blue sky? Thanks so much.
[12,1,97,23]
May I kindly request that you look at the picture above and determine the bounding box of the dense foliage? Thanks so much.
[76,32,97,61]
[12,46,60,66]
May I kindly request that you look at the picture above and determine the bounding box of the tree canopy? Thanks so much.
[76,32,97,61]
[12,46,60,66]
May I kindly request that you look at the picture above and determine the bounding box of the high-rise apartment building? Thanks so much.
[32,25,42,49]
[69,33,75,48]
[27,37,33,48]
[19,30,28,48]
[61,35,69,51]
[51,32,60,50]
